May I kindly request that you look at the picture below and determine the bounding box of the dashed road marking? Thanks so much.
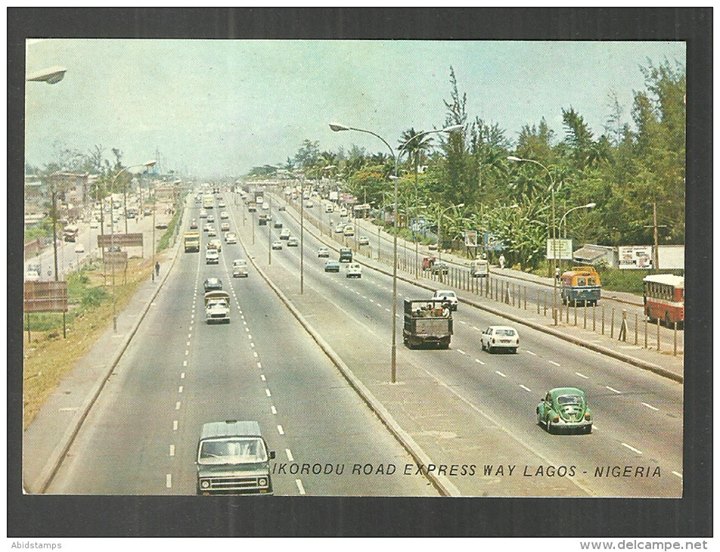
[519,385,532,393]
[260,375,266,381]
[173,420,178,431]
[286,449,294,461]
[474,359,485,365]
[178,386,183,393]
[277,425,285,435]
[295,479,306,495]
[166,474,172,488]
[642,402,659,411]
[265,389,272,397]
[185,350,189,356]
[548,360,560,367]
[271,406,277,415]
[457,349,467,355]
[175,401,181,410]
[183,361,187,367]
[181,372,185,379]
[526,350,537,356]
[169,445,175,457]
[575,372,589,379]
[495,371,507,378]
[672,471,683,479]
[606,386,622,394]
[622,443,642,455]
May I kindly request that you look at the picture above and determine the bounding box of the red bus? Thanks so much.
[642,274,684,328]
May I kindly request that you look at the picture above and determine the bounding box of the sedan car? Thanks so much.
[271,241,283,250]
[190,219,198,229]
[317,247,330,258]
[279,229,291,240]
[207,215,215,223]
[536,387,592,434]
[430,261,449,275]
[334,224,344,234]
[220,211,229,220]
[220,222,230,232]
[25,270,41,282]
[274,221,283,229]
[432,290,458,311]
[74,243,86,254]
[232,259,248,278]
[287,237,299,247]
[358,236,370,246]
[199,210,208,219]
[203,277,223,292]
[207,228,217,237]
[324,260,341,273]
[480,326,520,354]
[225,232,238,244]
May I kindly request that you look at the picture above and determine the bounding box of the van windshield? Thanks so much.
[198,437,267,465]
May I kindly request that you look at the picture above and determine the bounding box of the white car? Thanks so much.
[480,326,520,354]
[232,259,248,278]
[343,224,354,237]
[345,262,362,278]
[334,224,344,234]
[225,232,238,244]
[279,229,291,240]
[199,210,208,219]
[25,270,41,282]
[317,247,330,258]
[287,237,299,247]
[432,290,458,311]
[74,244,86,254]
[220,222,230,232]
[358,236,370,246]
[205,249,219,264]
[220,211,229,220]
[271,241,283,250]
[90,220,99,229]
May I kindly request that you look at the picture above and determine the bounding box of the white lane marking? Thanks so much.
[575,372,589,379]
[178,386,183,393]
[181,372,185,379]
[58,407,79,412]
[253,352,258,358]
[642,402,659,411]
[672,471,683,479]
[173,420,178,431]
[525,350,537,356]
[250,342,255,348]
[188,334,192,339]
[245,327,250,332]
[286,449,294,462]
[606,386,622,394]
[457,349,467,355]
[548,360,560,367]
[189,326,192,332]
[257,362,262,369]
[175,401,181,410]
[459,320,467,325]
[519,385,532,393]
[622,443,643,455]
[185,350,189,356]
[495,371,507,378]
[182,361,187,367]
[166,474,172,488]
[265,389,272,397]
[169,445,175,457]
[474,359,485,365]
[472,326,480,331]
[271,406,277,415]
[295,479,306,495]
[186,341,190,347]
[260,375,266,381]
[277,425,285,435]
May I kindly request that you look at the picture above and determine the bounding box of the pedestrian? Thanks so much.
[555,266,561,281]
[155,261,160,277]
[498,254,506,269]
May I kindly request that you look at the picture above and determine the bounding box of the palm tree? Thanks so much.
[398,128,434,176]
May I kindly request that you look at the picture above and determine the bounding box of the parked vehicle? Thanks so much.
[560,266,602,306]
[536,387,592,434]
[480,326,519,354]
[403,299,453,349]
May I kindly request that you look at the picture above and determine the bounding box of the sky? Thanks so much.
[24,39,685,179]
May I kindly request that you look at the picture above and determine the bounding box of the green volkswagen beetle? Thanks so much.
[536,387,592,434]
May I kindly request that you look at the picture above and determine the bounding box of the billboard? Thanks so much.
[618,245,653,269]
[464,230,479,247]
[23,281,69,313]
[546,238,573,260]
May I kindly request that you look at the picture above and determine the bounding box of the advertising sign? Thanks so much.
[546,238,573,260]
[23,281,69,313]
[464,230,479,247]
[483,232,504,252]
[97,233,143,248]
[618,245,653,269]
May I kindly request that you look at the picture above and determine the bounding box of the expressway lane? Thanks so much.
[47,196,437,496]
[235,192,683,497]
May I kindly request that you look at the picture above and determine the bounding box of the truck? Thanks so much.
[403,299,453,349]
[204,290,230,323]
[63,224,79,242]
[183,231,201,252]
[469,259,489,278]
[196,420,275,495]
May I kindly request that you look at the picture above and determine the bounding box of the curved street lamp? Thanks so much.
[507,155,559,325]
[560,202,596,238]
[330,122,463,382]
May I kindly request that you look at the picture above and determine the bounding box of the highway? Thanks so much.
[45,190,683,497]
[233,191,683,497]
[46,194,437,496]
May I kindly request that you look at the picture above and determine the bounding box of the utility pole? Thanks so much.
[644,202,667,271]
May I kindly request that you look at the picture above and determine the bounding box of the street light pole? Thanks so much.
[507,156,559,324]
[330,122,463,383]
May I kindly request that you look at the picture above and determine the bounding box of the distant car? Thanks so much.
[199,210,208,219]
[305,201,314,208]
[432,290,458,311]
[317,247,330,258]
[25,270,40,282]
[232,259,248,278]
[274,221,283,229]
[537,387,593,434]
[205,249,219,264]
[358,236,369,246]
[343,224,354,237]
[480,326,520,354]
[430,261,449,275]
[90,220,99,229]
[190,219,198,229]
[324,260,340,273]
[345,262,362,278]
[248,205,257,213]
[107,245,122,253]
[144,208,152,216]
[207,228,217,237]
[220,211,229,220]
[287,237,299,247]
[207,215,215,223]
[279,229,290,240]
[203,277,223,292]
[278,205,286,212]
[271,241,283,250]
[155,222,169,229]
[225,232,237,244]
[203,223,213,233]
[218,201,226,208]
[334,224,344,234]
[207,239,222,252]
[220,222,230,232]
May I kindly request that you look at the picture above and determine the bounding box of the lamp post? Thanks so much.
[507,155,559,324]
[559,202,596,273]
[109,160,156,331]
[330,122,463,382]
[436,203,464,283]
